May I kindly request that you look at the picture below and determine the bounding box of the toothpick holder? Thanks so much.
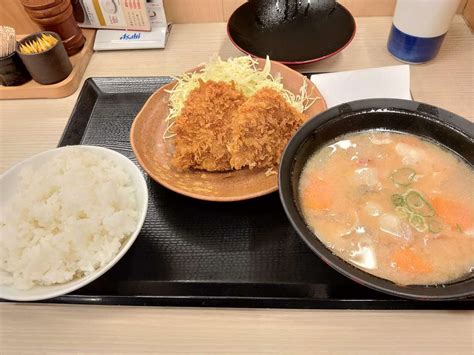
[18,31,72,85]
[0,50,32,86]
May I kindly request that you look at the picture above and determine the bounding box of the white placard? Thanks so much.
[93,0,170,51]
[311,65,411,108]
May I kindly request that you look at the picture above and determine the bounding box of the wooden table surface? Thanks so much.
[1,16,473,353]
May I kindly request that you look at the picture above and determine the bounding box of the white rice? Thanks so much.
[0,147,138,290]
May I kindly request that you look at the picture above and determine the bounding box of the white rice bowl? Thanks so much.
[0,146,148,301]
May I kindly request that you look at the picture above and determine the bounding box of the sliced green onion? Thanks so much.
[428,219,443,234]
[409,213,428,232]
[395,206,410,219]
[391,194,405,207]
[405,190,434,217]
[391,167,416,186]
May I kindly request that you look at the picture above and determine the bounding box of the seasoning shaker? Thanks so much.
[19,0,85,56]
[387,0,461,63]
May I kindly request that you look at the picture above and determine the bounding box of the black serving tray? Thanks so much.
[45,77,472,309]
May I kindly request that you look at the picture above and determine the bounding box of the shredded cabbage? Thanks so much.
[163,56,318,138]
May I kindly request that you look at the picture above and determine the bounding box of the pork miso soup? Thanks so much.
[298,131,473,286]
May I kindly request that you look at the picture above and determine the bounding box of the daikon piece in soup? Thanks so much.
[298,131,474,286]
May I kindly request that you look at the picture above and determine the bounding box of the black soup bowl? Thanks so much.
[279,98,474,300]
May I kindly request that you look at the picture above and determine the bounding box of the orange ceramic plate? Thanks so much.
[130,58,326,202]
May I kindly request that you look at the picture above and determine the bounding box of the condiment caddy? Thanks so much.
[0,29,94,99]
[0,0,93,99]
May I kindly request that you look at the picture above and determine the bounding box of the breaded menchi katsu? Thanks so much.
[172,80,305,172]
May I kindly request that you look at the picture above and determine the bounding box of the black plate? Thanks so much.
[6,78,471,309]
[227,2,356,65]
[279,98,474,300]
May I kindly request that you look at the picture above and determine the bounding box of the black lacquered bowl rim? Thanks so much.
[226,2,356,65]
[279,98,474,300]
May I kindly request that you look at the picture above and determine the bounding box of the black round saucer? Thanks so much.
[227,2,356,65]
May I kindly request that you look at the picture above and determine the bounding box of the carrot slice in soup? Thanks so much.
[392,249,432,274]
[430,196,473,230]
[300,179,333,211]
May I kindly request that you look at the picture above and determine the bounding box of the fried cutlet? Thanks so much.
[228,87,305,170]
[172,80,245,171]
